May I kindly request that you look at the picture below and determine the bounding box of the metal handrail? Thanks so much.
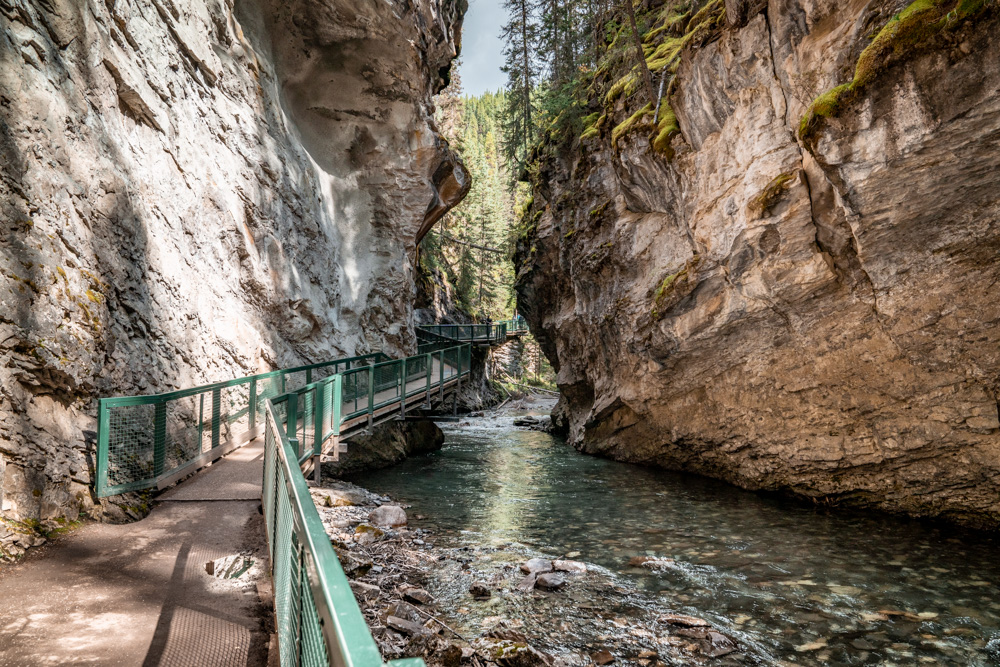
[262,399,425,667]
[97,341,472,666]
[95,352,388,497]
[416,323,507,344]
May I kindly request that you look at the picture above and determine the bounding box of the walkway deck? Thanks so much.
[0,443,271,667]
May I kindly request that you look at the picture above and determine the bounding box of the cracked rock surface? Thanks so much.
[0,0,467,524]
[515,2,1000,527]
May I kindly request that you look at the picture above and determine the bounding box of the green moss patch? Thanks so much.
[611,103,654,148]
[748,171,798,218]
[799,0,994,145]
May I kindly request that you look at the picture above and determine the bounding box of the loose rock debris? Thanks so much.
[311,481,746,666]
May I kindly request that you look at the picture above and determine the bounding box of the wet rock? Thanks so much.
[657,614,710,628]
[535,573,566,590]
[349,580,381,601]
[513,417,540,427]
[552,559,587,573]
[387,615,429,637]
[475,638,552,667]
[520,558,554,574]
[369,505,408,528]
[469,581,492,599]
[674,628,737,658]
[591,650,615,665]
[401,585,435,605]
[516,574,538,592]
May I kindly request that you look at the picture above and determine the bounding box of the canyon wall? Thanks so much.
[516,0,1000,527]
[0,0,467,528]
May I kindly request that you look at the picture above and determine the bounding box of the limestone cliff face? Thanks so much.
[516,0,1000,527]
[0,0,467,525]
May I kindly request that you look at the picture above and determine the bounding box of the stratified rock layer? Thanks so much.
[516,1,1000,527]
[0,0,466,523]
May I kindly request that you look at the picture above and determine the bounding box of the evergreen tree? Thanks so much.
[500,0,537,174]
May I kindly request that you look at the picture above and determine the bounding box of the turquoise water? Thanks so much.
[347,409,1000,666]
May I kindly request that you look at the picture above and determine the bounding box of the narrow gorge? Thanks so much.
[514,0,1000,529]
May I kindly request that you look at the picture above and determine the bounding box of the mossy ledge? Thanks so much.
[798,0,996,146]
[748,171,798,218]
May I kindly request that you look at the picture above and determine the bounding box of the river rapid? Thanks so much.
[346,398,1000,666]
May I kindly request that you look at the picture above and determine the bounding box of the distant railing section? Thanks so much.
[95,353,388,498]
[417,323,506,344]
[501,316,529,334]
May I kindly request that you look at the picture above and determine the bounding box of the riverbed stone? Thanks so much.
[658,614,710,628]
[369,505,408,528]
[535,573,566,590]
[553,560,587,573]
[520,558,554,574]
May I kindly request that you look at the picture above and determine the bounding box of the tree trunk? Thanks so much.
[624,0,656,105]
[520,0,532,155]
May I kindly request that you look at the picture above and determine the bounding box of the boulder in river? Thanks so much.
[657,614,710,628]
[553,559,587,573]
[369,505,408,527]
[520,558,554,574]
[673,628,737,658]
[535,573,566,590]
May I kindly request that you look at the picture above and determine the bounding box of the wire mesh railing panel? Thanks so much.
[342,369,370,419]
[104,403,157,493]
[219,382,252,443]
[164,393,207,474]
[299,573,330,666]
[283,370,309,394]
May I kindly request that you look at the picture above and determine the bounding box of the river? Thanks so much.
[346,400,1000,666]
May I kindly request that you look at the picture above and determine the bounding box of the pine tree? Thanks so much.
[500,0,537,174]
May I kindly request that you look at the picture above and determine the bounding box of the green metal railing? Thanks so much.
[501,316,528,334]
[416,323,506,344]
[261,343,469,667]
[95,352,389,498]
[96,341,472,666]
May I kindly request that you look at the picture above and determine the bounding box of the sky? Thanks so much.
[457,0,508,96]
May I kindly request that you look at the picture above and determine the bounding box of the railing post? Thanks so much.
[332,374,343,462]
[438,351,445,404]
[154,400,167,478]
[212,387,222,450]
[367,364,375,430]
[424,352,432,409]
[453,348,461,416]
[400,359,407,417]
[313,382,324,482]
[96,399,110,498]
[287,392,299,455]
[249,378,257,433]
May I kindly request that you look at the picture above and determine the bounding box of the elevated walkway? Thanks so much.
[0,327,520,666]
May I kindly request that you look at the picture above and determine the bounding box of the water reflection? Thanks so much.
[347,411,1000,666]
